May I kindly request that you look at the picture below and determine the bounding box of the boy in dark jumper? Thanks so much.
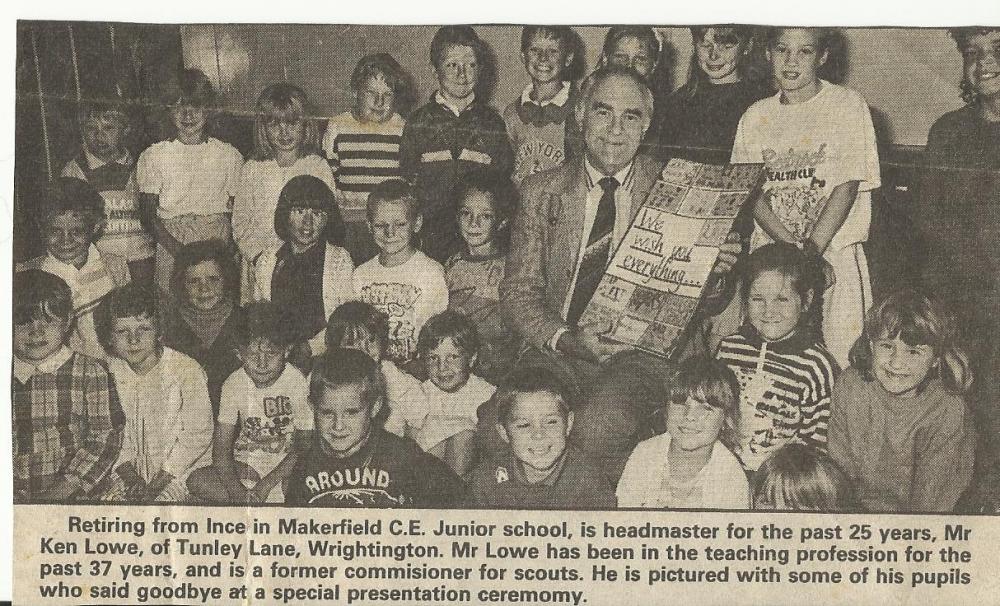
[400,25,513,262]
[285,348,465,507]
[467,366,616,509]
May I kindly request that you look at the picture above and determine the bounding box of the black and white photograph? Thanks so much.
[6,12,1000,604]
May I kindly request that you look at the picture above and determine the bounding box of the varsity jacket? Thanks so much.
[400,93,514,261]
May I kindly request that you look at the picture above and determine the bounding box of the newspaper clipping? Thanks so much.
[10,19,1000,605]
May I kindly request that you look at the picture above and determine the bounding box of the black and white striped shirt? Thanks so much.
[322,111,405,223]
[717,325,838,471]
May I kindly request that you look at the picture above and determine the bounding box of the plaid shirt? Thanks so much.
[12,349,124,501]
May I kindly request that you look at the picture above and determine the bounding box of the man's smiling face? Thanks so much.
[579,72,650,176]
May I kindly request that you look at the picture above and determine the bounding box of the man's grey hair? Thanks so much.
[576,64,655,122]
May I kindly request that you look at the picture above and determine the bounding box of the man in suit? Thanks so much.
[501,66,742,481]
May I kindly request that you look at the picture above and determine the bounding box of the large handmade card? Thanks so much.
[579,159,765,358]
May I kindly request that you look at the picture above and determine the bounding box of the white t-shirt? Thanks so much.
[217,365,312,498]
[108,348,213,485]
[137,138,244,219]
[381,360,430,437]
[231,155,335,261]
[616,432,749,509]
[417,375,496,452]
[731,81,881,253]
[353,251,449,363]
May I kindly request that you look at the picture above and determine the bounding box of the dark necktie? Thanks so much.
[566,176,619,325]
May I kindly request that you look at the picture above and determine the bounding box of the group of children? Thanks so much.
[12,24,991,512]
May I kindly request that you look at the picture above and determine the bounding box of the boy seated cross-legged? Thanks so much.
[95,284,213,502]
[187,301,312,504]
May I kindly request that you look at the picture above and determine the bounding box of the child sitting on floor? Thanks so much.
[828,289,975,512]
[416,311,496,476]
[753,443,857,511]
[186,301,312,504]
[617,358,749,509]
[716,242,837,472]
[96,284,213,502]
[284,348,465,507]
[13,270,123,502]
[466,366,616,509]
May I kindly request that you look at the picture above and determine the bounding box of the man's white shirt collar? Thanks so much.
[583,156,635,191]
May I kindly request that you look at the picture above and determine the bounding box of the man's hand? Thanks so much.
[557,327,629,364]
[710,230,742,276]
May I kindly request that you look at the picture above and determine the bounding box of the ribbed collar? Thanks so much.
[736,322,816,354]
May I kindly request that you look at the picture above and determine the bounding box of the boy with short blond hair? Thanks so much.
[285,348,465,507]
[352,179,448,364]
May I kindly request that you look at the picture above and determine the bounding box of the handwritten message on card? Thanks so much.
[579,159,765,358]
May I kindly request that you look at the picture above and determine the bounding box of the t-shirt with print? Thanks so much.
[731,81,880,253]
[136,138,243,219]
[353,251,449,363]
[62,150,153,262]
[284,428,466,507]
[217,365,312,500]
[503,82,575,185]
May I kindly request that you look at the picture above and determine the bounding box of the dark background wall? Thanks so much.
[181,25,966,146]
[15,22,966,295]
[15,21,183,261]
